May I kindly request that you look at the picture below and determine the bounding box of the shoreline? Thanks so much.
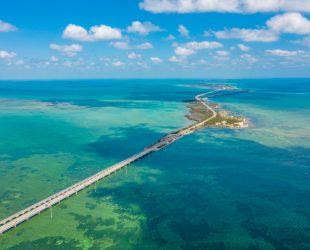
[184,85,250,130]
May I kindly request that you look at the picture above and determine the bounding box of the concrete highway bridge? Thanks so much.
[0,90,219,235]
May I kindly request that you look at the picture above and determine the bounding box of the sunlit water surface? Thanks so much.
[0,79,309,250]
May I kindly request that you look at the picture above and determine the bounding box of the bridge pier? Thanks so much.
[1,105,213,235]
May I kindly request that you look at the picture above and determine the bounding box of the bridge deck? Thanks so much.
[0,90,219,235]
[0,148,154,234]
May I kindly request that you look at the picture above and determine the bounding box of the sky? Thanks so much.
[1,0,310,79]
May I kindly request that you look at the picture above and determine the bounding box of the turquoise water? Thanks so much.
[0,79,309,249]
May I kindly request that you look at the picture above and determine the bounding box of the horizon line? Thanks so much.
[1,77,310,81]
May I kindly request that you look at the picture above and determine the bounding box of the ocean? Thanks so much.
[0,79,309,250]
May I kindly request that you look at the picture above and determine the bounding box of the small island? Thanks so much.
[186,101,248,128]
[183,83,249,129]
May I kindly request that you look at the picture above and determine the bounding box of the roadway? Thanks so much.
[0,90,220,235]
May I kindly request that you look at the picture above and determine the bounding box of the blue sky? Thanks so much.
[1,0,310,79]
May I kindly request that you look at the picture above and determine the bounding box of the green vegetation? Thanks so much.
[186,102,246,128]
[185,102,213,122]
[204,113,245,127]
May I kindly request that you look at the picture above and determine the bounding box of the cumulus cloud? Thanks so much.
[203,30,213,37]
[62,24,122,42]
[214,50,230,60]
[237,44,250,52]
[61,59,86,68]
[15,59,25,65]
[165,34,176,40]
[243,0,310,13]
[0,20,17,32]
[175,46,195,56]
[112,60,125,67]
[136,42,153,49]
[196,59,208,65]
[49,43,83,56]
[174,40,223,57]
[266,49,303,56]
[140,0,240,13]
[169,55,185,63]
[240,53,258,63]
[150,57,163,63]
[110,41,131,50]
[50,56,59,62]
[0,50,16,59]
[185,41,223,49]
[127,21,162,35]
[137,61,149,68]
[128,52,142,59]
[139,0,310,13]
[294,36,310,47]
[215,13,310,42]
[178,25,190,37]
[216,50,229,56]
[267,12,310,35]
[215,28,278,42]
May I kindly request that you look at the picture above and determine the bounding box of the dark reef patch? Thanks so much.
[85,126,164,161]
[6,237,82,250]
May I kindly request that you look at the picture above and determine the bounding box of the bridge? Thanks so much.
[0,90,219,235]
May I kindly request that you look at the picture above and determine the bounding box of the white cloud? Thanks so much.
[216,50,229,56]
[110,41,131,50]
[214,12,310,43]
[128,52,141,59]
[165,34,176,40]
[100,57,112,66]
[175,46,195,56]
[196,59,208,65]
[185,41,223,50]
[240,53,258,63]
[127,21,161,35]
[50,56,59,62]
[137,61,149,68]
[169,55,185,63]
[266,49,303,56]
[214,50,230,61]
[243,0,310,13]
[0,20,17,32]
[136,42,153,49]
[150,57,163,63]
[267,12,310,35]
[139,0,310,13]
[62,24,122,42]
[237,44,250,52]
[59,58,85,68]
[294,36,310,47]
[215,28,279,42]
[49,43,83,56]
[178,25,190,37]
[15,59,25,65]
[63,61,73,67]
[139,0,241,13]
[0,50,16,59]
[203,30,213,37]
[112,60,125,67]
[174,41,222,57]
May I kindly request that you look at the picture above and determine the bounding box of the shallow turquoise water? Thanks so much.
[0,79,309,249]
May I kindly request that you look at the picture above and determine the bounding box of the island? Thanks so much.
[183,83,249,129]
